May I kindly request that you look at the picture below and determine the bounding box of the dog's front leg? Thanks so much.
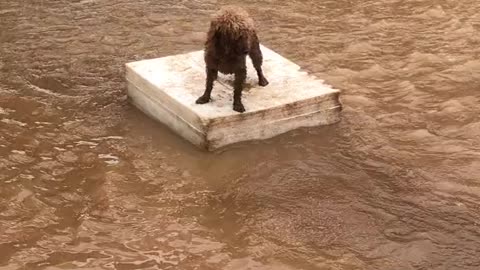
[196,68,218,104]
[233,68,247,113]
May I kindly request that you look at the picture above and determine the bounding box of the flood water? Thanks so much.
[1,0,480,269]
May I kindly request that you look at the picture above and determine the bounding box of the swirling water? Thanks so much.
[1,0,480,269]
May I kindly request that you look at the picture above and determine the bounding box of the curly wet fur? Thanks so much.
[196,6,269,113]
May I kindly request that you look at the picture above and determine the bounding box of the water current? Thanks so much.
[1,0,480,269]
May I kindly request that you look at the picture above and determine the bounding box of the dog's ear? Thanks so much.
[206,21,217,42]
[236,34,250,55]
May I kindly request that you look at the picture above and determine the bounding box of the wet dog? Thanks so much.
[195,6,269,113]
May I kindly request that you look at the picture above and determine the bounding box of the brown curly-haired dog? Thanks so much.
[196,6,269,113]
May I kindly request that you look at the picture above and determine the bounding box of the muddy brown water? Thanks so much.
[1,0,480,269]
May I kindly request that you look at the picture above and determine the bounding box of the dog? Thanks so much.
[195,6,269,113]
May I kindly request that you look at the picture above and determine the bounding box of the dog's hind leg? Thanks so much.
[249,34,269,87]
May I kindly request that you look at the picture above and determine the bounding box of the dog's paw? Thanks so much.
[233,103,246,113]
[258,77,269,87]
[196,95,210,104]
